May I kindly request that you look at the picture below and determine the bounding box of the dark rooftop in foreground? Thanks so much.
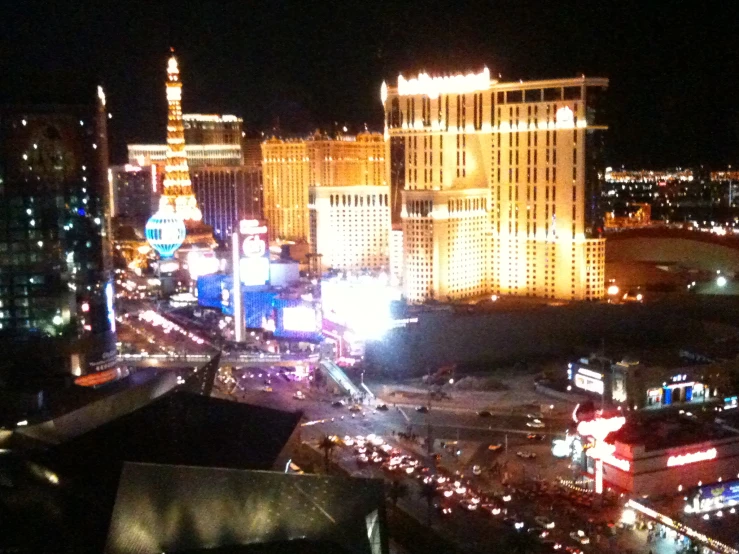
[0,390,303,553]
[105,463,386,554]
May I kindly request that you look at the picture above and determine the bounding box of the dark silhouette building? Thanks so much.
[0,87,116,388]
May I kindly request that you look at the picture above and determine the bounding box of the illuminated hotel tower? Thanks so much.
[160,51,202,222]
[262,133,390,271]
[382,70,608,303]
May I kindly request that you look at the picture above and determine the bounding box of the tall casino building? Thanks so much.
[382,70,608,303]
[0,86,117,386]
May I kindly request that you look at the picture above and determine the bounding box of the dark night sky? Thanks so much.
[2,0,737,167]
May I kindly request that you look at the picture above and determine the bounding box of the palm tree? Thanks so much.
[318,435,336,473]
[386,479,408,508]
[418,481,439,527]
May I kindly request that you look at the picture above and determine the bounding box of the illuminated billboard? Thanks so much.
[274,298,322,340]
[238,219,270,287]
[321,275,401,340]
[240,257,270,287]
[187,251,219,279]
[283,306,319,333]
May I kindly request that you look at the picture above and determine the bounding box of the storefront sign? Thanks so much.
[667,448,717,467]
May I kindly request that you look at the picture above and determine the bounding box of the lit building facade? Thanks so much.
[128,143,243,170]
[309,185,390,271]
[0,88,117,382]
[264,133,389,270]
[382,70,608,302]
[307,133,389,271]
[262,138,309,242]
[191,166,263,240]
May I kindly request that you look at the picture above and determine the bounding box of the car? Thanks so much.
[488,443,503,452]
[527,433,546,441]
[375,403,389,411]
[415,405,429,413]
[262,386,273,392]
[348,404,362,412]
[526,419,545,428]
[472,465,482,475]
[516,450,536,459]
[482,503,502,516]
[477,410,492,417]
[534,516,556,529]
[331,400,345,408]
[293,391,305,400]
[434,502,453,516]
[527,527,549,538]
[459,499,479,511]
[526,412,544,419]
[569,531,590,545]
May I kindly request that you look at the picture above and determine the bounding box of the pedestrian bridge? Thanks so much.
[119,352,320,368]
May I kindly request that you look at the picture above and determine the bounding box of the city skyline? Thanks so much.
[2,1,737,168]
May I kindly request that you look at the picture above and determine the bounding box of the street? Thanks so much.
[213,364,664,554]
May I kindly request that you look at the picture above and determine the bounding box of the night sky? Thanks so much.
[2,1,737,167]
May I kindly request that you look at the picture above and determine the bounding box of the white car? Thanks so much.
[526,419,545,428]
[472,465,482,476]
[293,391,305,400]
[535,516,555,529]
[570,530,590,545]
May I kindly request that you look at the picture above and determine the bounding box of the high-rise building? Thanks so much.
[109,163,156,229]
[264,133,390,271]
[191,166,263,241]
[382,70,608,303]
[261,138,309,242]
[0,87,117,384]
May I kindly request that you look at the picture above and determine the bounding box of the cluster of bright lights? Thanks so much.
[139,310,206,345]
[397,67,491,99]
[577,416,626,440]
[186,251,219,279]
[667,448,717,468]
[627,499,738,554]
[321,274,401,340]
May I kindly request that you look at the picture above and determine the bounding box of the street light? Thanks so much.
[717,275,728,287]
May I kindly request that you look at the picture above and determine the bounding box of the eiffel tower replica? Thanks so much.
[159,49,216,252]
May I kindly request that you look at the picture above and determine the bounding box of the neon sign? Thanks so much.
[577,416,626,440]
[240,219,268,235]
[556,106,574,128]
[397,68,491,99]
[667,448,717,467]
[575,373,604,395]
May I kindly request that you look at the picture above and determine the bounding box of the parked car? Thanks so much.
[477,410,492,417]
[416,405,429,413]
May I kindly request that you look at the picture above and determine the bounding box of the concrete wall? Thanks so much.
[607,236,739,273]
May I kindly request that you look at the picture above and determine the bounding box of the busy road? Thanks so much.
[214,364,656,554]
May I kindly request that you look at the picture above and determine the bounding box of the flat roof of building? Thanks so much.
[610,412,739,452]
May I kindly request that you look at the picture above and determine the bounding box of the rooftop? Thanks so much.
[609,412,739,452]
